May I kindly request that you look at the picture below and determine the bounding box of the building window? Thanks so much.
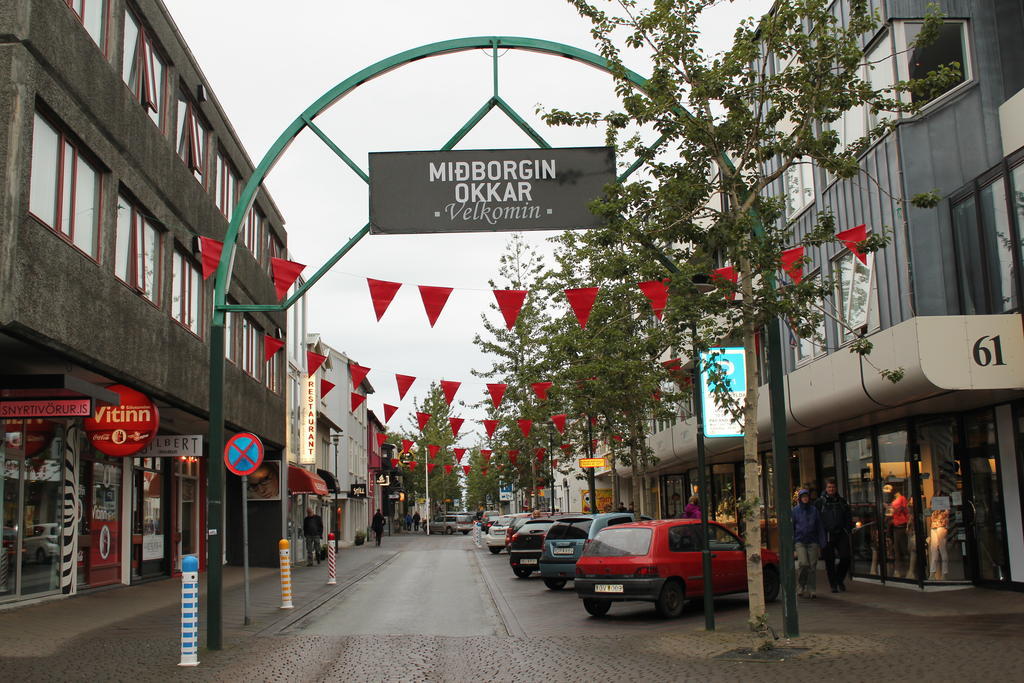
[213,150,240,220]
[29,112,101,259]
[266,231,283,271]
[115,194,162,303]
[65,0,107,51]
[121,9,167,131]
[833,251,877,343]
[241,316,262,380]
[176,89,208,183]
[242,207,263,258]
[784,161,815,217]
[897,21,971,105]
[171,249,203,335]
[789,271,826,365]
[951,177,1017,314]
[265,328,282,393]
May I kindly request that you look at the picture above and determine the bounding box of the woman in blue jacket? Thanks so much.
[792,488,827,598]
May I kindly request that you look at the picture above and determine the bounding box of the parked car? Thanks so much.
[539,512,638,590]
[426,513,475,535]
[484,514,517,553]
[479,510,502,533]
[508,518,560,578]
[574,519,780,618]
[24,523,59,563]
[504,513,536,548]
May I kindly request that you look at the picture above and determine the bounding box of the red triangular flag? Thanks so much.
[307,351,328,375]
[493,289,528,330]
[507,451,519,465]
[391,458,401,468]
[564,287,599,329]
[612,434,623,442]
[836,224,868,264]
[383,404,398,424]
[350,392,366,411]
[427,444,440,459]
[483,419,499,438]
[454,448,466,462]
[449,417,464,437]
[199,237,224,281]
[320,380,336,398]
[440,380,461,406]
[418,285,453,327]
[551,414,567,434]
[375,433,387,448]
[591,439,598,451]
[535,447,546,462]
[401,439,413,454]
[552,459,558,468]
[480,449,492,462]
[638,279,670,320]
[780,246,805,285]
[518,419,533,438]
[407,461,418,470]
[349,363,371,389]
[263,335,284,361]
[396,374,416,400]
[486,383,507,409]
[444,464,453,475]
[712,266,739,301]
[367,278,402,321]
[531,382,553,401]
[462,465,471,475]
[271,257,305,301]
[653,391,662,402]
[481,468,488,476]
[662,357,683,373]
[559,444,573,453]
[427,463,436,473]
[416,412,431,432]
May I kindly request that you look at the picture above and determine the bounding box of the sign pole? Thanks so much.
[691,325,715,631]
[241,474,251,626]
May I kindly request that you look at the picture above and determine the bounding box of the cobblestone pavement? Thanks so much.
[1,533,1022,681]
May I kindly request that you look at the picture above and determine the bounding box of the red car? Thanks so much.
[574,519,780,618]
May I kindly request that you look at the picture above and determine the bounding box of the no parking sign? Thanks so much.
[224,433,264,476]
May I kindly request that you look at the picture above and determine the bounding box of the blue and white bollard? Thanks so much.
[179,555,200,667]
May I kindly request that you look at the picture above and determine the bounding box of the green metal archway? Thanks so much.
[205,36,796,649]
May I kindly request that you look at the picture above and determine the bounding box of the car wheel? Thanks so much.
[655,580,686,619]
[488,546,502,555]
[544,578,567,591]
[35,548,46,563]
[763,565,780,603]
[513,566,533,578]
[583,598,611,617]
[462,530,469,535]
[445,527,454,535]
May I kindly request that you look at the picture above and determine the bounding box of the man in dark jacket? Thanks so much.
[792,489,826,598]
[816,479,853,592]
[303,508,323,565]
[371,509,386,546]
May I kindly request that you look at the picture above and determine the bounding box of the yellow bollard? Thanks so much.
[279,539,293,609]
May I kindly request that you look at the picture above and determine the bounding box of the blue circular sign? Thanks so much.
[224,432,264,476]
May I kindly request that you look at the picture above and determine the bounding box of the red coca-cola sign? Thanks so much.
[83,384,159,456]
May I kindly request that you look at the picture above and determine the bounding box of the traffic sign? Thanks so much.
[579,457,607,468]
[224,432,264,476]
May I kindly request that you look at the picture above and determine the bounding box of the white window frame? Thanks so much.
[115,194,162,303]
[832,251,878,344]
[176,90,208,183]
[213,149,240,220]
[171,249,203,336]
[783,161,815,218]
[893,20,973,110]
[65,0,107,52]
[122,8,167,131]
[790,270,827,365]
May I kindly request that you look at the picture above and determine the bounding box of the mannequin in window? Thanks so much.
[929,495,951,580]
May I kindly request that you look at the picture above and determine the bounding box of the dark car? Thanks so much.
[574,519,780,618]
[539,512,640,590]
[508,518,559,578]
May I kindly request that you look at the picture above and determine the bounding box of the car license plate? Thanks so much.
[595,584,623,593]
[553,547,575,555]
[519,558,538,565]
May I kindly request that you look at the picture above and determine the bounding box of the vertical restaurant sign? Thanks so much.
[82,384,159,456]
[368,147,615,235]
[701,347,746,438]
[301,374,317,465]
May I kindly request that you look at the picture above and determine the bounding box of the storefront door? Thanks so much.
[132,457,166,580]
[963,411,1011,583]
[79,454,123,588]
[174,457,199,572]
[915,417,968,582]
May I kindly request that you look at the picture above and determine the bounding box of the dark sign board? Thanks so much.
[368,147,615,235]
[349,484,367,498]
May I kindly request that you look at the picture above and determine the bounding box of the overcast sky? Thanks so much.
[162,0,772,442]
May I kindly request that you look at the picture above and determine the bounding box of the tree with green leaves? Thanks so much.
[543,0,957,644]
[398,382,461,517]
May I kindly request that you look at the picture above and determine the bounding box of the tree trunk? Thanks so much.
[740,259,769,647]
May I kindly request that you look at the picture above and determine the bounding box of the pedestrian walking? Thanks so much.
[303,508,323,565]
[617,502,627,512]
[793,488,826,598]
[371,509,386,546]
[816,479,853,592]
[412,511,421,531]
[683,496,702,520]
[404,513,413,531]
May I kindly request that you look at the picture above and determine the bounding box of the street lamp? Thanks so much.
[330,430,342,551]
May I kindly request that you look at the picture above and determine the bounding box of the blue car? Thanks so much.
[539,512,642,590]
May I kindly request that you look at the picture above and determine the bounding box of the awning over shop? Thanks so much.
[316,468,340,494]
[0,374,121,402]
[288,465,329,496]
